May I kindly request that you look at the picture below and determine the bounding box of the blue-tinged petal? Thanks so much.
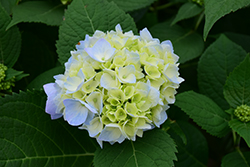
[85,38,116,62]
[63,99,89,126]
[140,28,160,43]
[43,83,63,119]
[98,123,125,142]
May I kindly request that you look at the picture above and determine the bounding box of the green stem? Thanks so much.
[232,129,237,146]
[236,147,250,167]
[194,10,205,31]
[150,2,177,11]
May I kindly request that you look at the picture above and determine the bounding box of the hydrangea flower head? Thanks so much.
[43,24,184,148]
[234,104,250,123]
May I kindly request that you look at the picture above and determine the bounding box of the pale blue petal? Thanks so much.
[98,124,123,142]
[85,38,116,62]
[63,99,89,126]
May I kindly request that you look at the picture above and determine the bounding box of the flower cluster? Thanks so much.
[0,63,15,91]
[44,24,184,147]
[234,104,250,123]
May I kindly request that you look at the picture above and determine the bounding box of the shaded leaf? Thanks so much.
[150,21,204,63]
[224,54,250,108]
[163,119,187,145]
[108,0,156,12]
[175,91,230,137]
[221,151,250,167]
[0,3,21,68]
[229,119,250,148]
[169,121,208,167]
[27,66,64,90]
[0,90,96,166]
[225,32,250,53]
[204,0,250,39]
[94,129,177,167]
[56,0,137,65]
[198,34,246,110]
[171,2,203,25]
[6,1,65,30]
[0,0,20,14]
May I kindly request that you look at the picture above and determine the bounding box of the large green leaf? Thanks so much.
[108,0,156,12]
[56,0,137,65]
[169,121,208,167]
[198,35,246,110]
[171,2,203,25]
[0,0,19,14]
[221,151,250,167]
[6,1,65,30]
[27,66,64,90]
[0,90,96,166]
[175,91,230,137]
[94,129,177,167]
[229,119,250,148]
[150,21,204,64]
[204,0,250,39]
[0,3,21,68]
[224,54,250,108]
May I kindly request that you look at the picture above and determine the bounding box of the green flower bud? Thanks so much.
[192,0,204,6]
[234,104,250,123]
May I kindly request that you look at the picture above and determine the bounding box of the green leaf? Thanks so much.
[0,3,21,68]
[163,119,187,145]
[150,21,204,64]
[0,90,96,166]
[15,73,29,81]
[5,68,23,80]
[56,0,137,65]
[94,129,177,167]
[229,119,250,148]
[27,66,64,90]
[171,2,203,25]
[108,0,156,12]
[0,0,20,14]
[224,54,250,108]
[221,151,250,167]
[6,1,65,30]
[175,91,230,137]
[198,34,246,110]
[169,121,208,167]
[203,0,250,40]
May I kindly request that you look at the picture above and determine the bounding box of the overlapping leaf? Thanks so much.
[56,0,137,65]
[6,1,65,30]
[224,54,250,108]
[94,129,177,167]
[0,0,19,14]
[198,35,246,110]
[171,2,203,25]
[150,21,204,63]
[0,91,96,166]
[221,151,250,167]
[229,119,250,148]
[204,0,250,39]
[0,3,21,68]
[108,0,156,12]
[169,121,208,167]
[175,91,230,137]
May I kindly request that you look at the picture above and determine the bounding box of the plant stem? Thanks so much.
[194,10,205,31]
[150,2,176,11]
[236,146,250,167]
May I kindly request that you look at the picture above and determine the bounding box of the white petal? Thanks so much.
[85,38,116,62]
[87,117,103,137]
[63,99,89,126]
[98,124,124,142]
[100,70,119,89]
